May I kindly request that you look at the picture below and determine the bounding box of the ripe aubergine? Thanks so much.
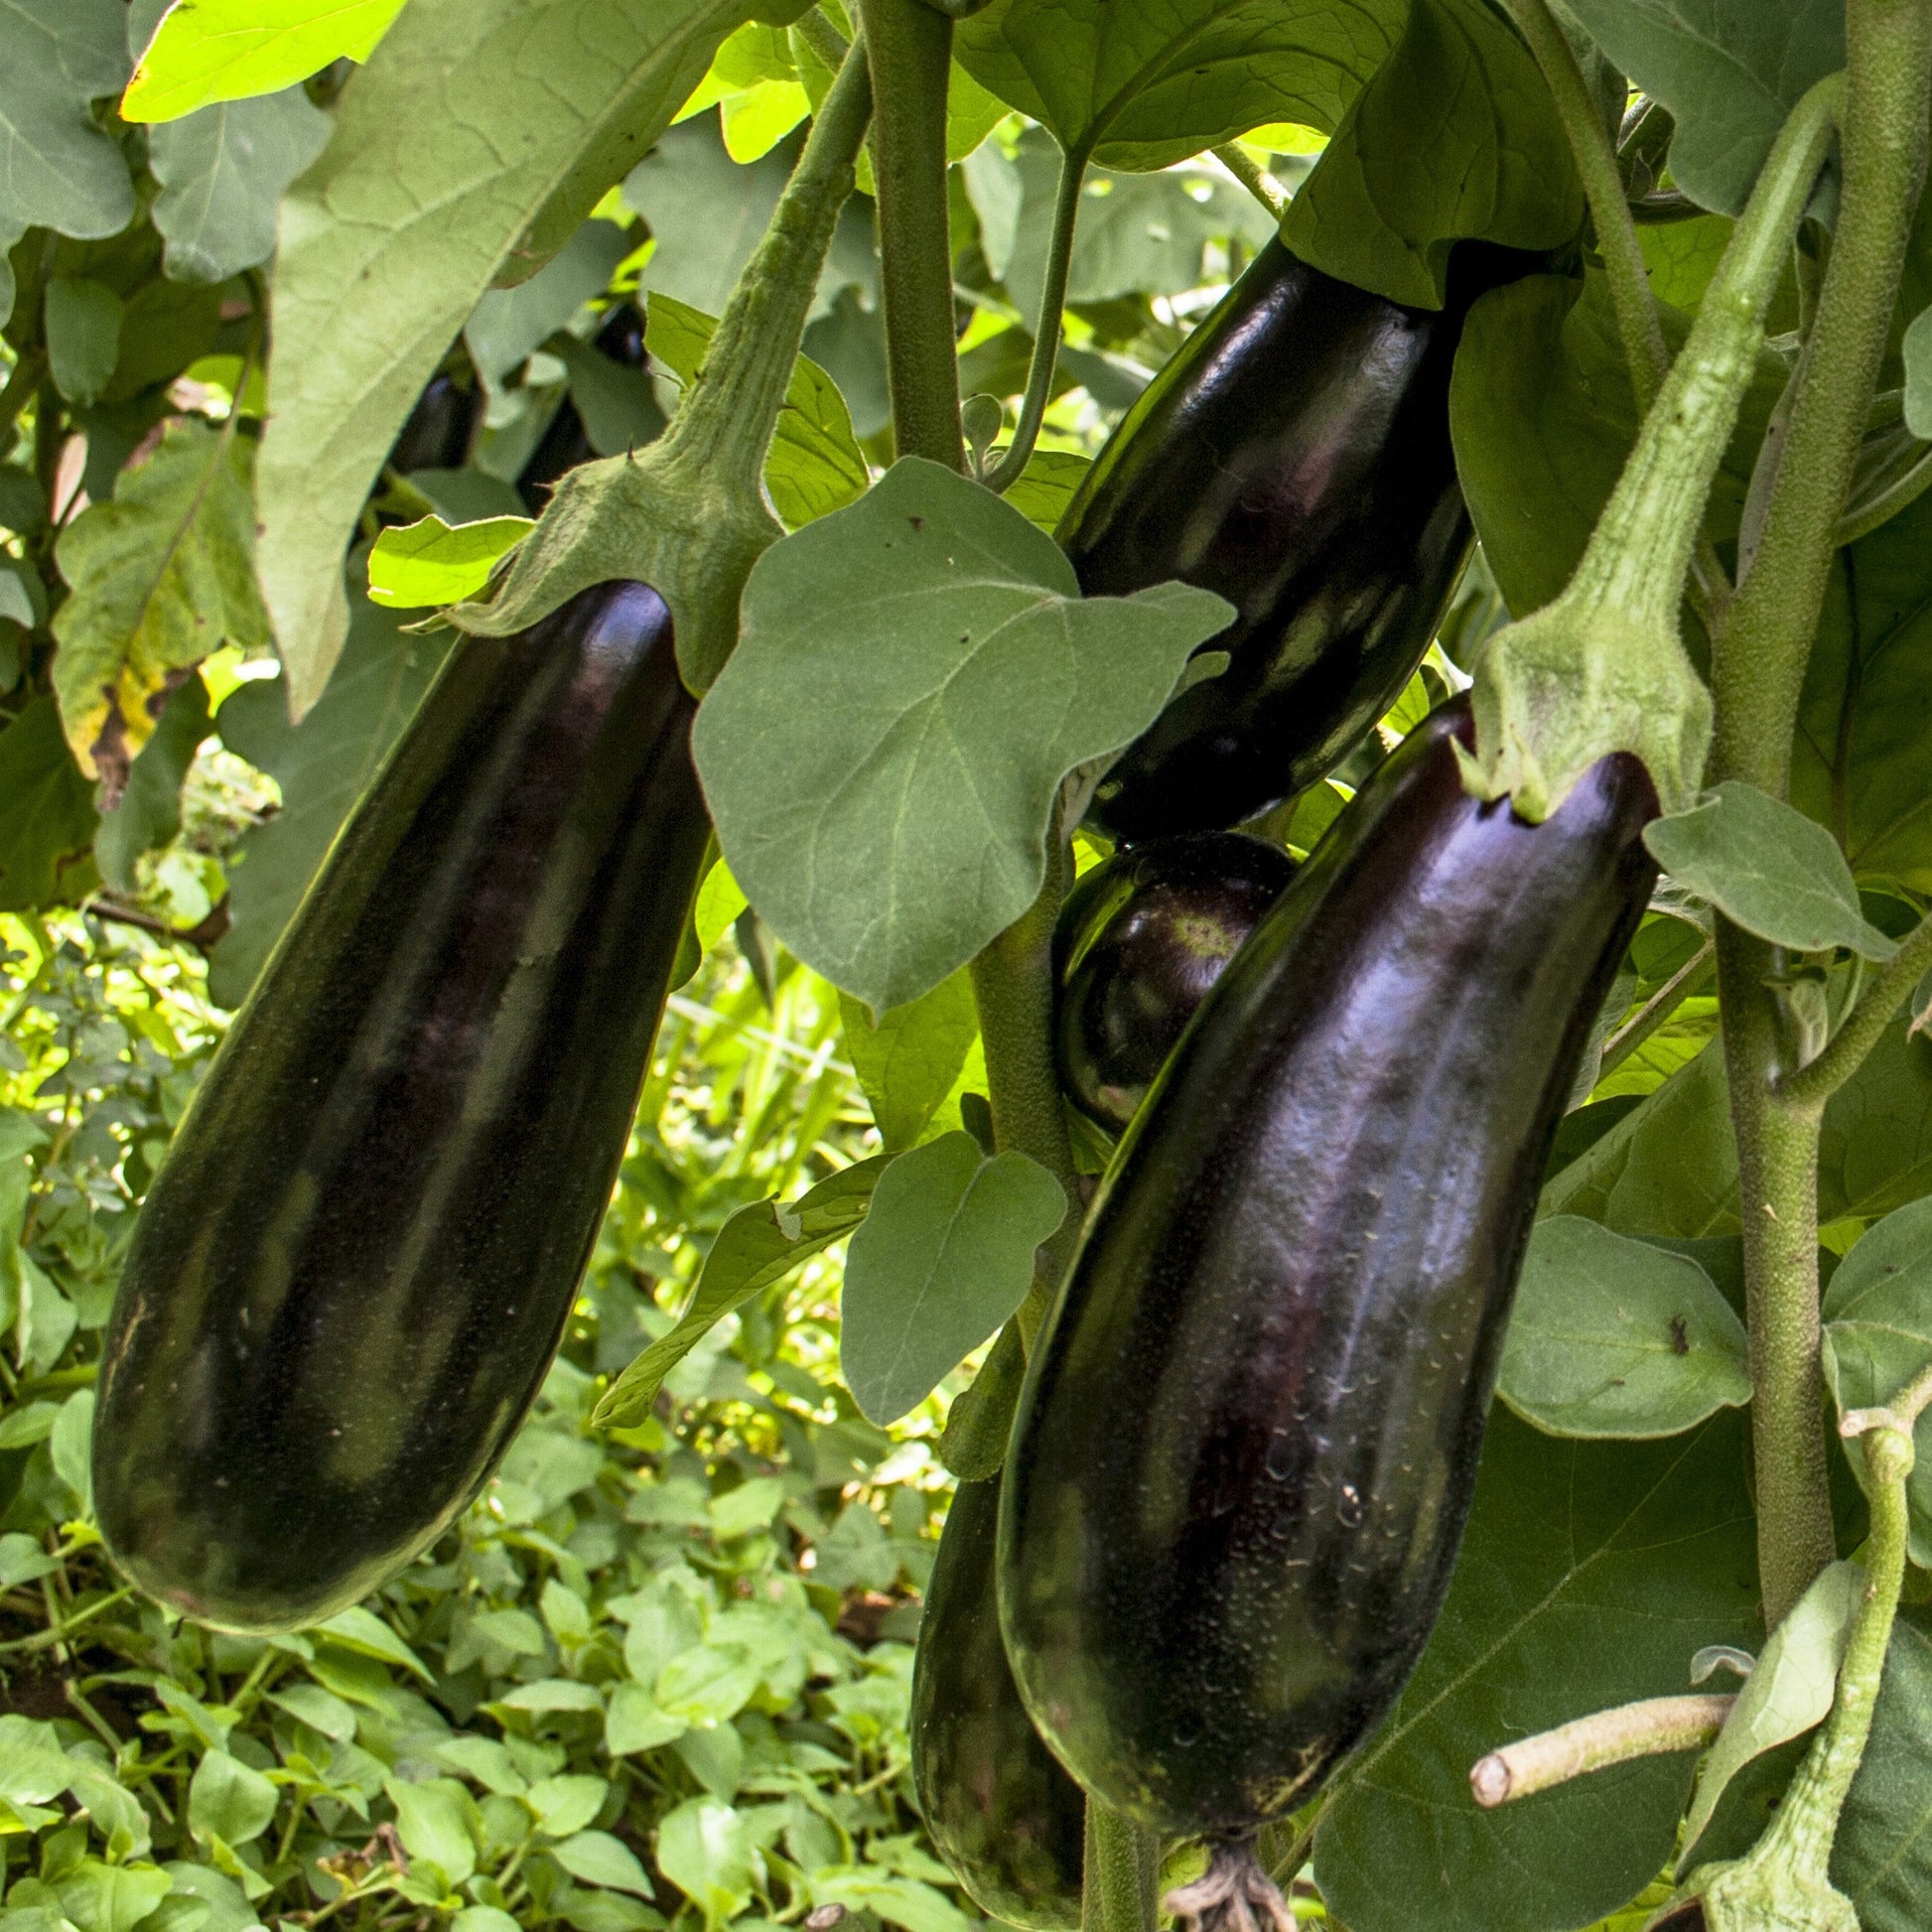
[1000,697,1656,1854]
[1065,241,1526,845]
[388,366,481,476]
[912,1475,1085,1931]
[519,300,651,508]
[93,581,708,1632]
[1053,833,1296,1134]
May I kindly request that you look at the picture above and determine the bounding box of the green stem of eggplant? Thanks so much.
[1705,0,1932,1634]
[1212,143,1287,219]
[1497,0,1667,407]
[987,141,1085,492]
[1781,912,1932,1111]
[858,0,966,471]
[1082,1802,1161,1932]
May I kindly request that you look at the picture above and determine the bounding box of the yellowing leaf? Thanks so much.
[124,0,413,123]
[52,421,268,794]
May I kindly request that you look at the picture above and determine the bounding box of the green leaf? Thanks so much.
[383,1776,479,1885]
[813,1872,970,1932]
[188,1752,278,1850]
[1834,1606,1932,1932]
[0,1,135,257]
[209,576,450,1008]
[1450,271,1785,622]
[547,328,666,458]
[1563,0,1843,215]
[1792,483,1932,892]
[552,1828,657,1899]
[465,219,632,387]
[317,1605,434,1681]
[644,292,867,530]
[604,1682,687,1756]
[525,1773,608,1839]
[1904,306,1932,441]
[1002,450,1091,534]
[840,1132,1064,1426]
[935,1316,1025,1481]
[1822,1194,1932,1566]
[694,459,1231,1011]
[1816,1021,1932,1226]
[269,1685,358,1743]
[52,421,269,791]
[654,1800,747,1929]
[954,0,1403,173]
[48,1388,91,1512]
[55,1862,173,1932]
[253,0,752,714]
[1644,783,1899,960]
[1680,1560,1865,1863]
[839,974,979,1154]
[366,516,533,610]
[44,279,125,406]
[1498,1216,1750,1439]
[693,858,749,957]
[124,0,411,120]
[1280,0,1582,308]
[147,88,335,283]
[1313,1409,1760,1932]
[656,1644,759,1725]
[0,697,100,911]
[593,1155,887,1427]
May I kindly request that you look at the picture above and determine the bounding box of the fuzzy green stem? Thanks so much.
[1685,1429,1911,1925]
[1567,74,1843,639]
[1712,0,1932,796]
[1498,0,1668,407]
[858,0,965,471]
[969,835,1083,1331]
[1082,1804,1160,1932]
[791,6,850,67]
[1212,143,1287,218]
[1780,912,1932,1112]
[986,144,1084,493]
[1469,1694,1735,1807]
[1719,924,1838,1628]
[664,37,874,489]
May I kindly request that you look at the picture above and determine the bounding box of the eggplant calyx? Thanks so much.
[1162,1842,1296,1932]
[1457,595,1706,821]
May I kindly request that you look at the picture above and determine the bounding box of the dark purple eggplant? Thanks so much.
[1066,241,1530,845]
[912,1475,1085,1930]
[1053,833,1296,1134]
[387,367,481,476]
[93,582,708,1632]
[518,301,650,509]
[999,697,1656,1862]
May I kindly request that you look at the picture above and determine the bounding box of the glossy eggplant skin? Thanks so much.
[911,1477,1085,1931]
[1000,697,1657,1837]
[388,370,480,475]
[1067,240,1520,845]
[1053,833,1296,1134]
[519,302,649,508]
[93,583,708,1633]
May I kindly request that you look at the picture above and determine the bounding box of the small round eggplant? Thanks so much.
[911,1476,1085,1931]
[93,581,708,1632]
[1053,833,1296,1134]
[1065,241,1528,844]
[1001,696,1657,1843]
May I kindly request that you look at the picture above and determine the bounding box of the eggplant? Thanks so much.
[1000,697,1656,1863]
[519,301,650,509]
[93,582,708,1632]
[387,368,481,476]
[911,1475,1085,1931]
[1064,240,1528,845]
[1053,833,1296,1134]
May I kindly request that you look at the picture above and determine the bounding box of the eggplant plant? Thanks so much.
[5,1,1932,1930]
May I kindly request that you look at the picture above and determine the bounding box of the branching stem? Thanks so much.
[1780,912,1932,1112]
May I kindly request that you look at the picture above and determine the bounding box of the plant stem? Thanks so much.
[969,833,1083,1324]
[987,143,1084,492]
[1082,1803,1160,1932]
[1711,0,1932,795]
[1780,912,1932,1111]
[1211,143,1287,219]
[1468,1694,1735,1807]
[792,6,850,67]
[664,38,874,493]
[0,349,46,443]
[1719,924,1838,1628]
[858,0,965,471]
[1498,0,1668,406]
[1595,937,1715,1080]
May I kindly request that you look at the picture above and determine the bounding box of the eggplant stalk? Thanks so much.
[1462,73,1844,821]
